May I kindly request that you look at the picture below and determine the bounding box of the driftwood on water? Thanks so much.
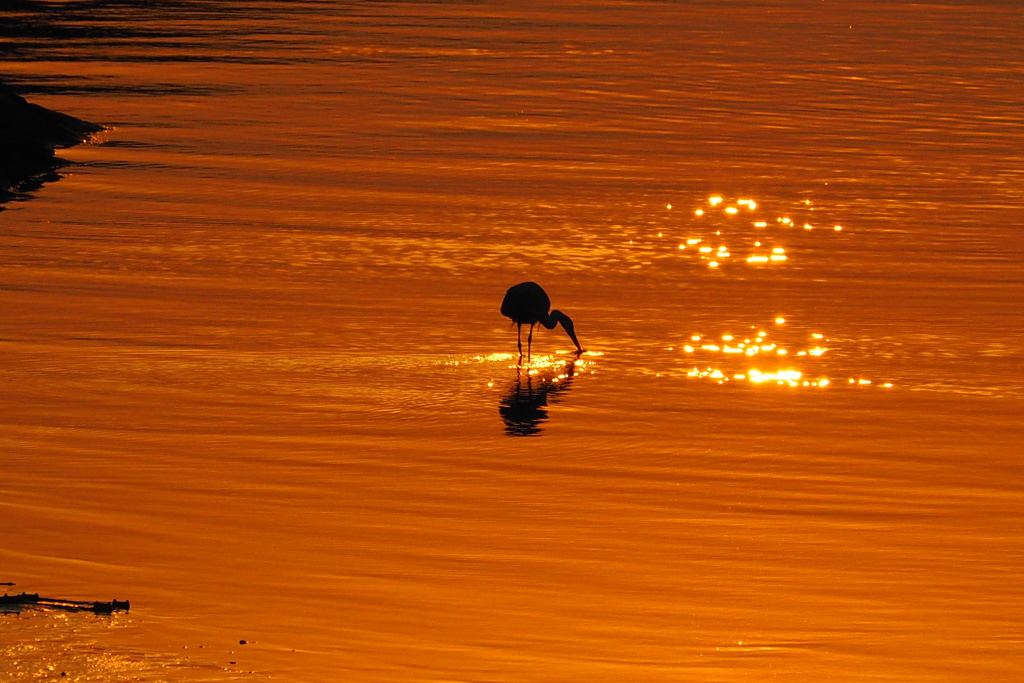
[1,591,130,614]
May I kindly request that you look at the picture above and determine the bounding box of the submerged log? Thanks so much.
[1,591,130,614]
[0,79,103,204]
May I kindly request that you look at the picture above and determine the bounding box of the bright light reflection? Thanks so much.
[671,319,890,389]
[445,353,519,365]
[447,352,604,388]
[658,193,850,271]
[749,369,802,383]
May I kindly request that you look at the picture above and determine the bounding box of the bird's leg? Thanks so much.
[527,323,535,361]
[516,323,524,362]
[543,310,583,354]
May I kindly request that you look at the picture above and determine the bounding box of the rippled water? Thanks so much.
[2,2,1023,681]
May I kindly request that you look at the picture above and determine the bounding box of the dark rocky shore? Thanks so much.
[0,80,103,204]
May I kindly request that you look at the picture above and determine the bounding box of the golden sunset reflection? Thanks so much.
[444,351,602,387]
[640,194,848,271]
[5,1,1022,679]
[673,320,892,389]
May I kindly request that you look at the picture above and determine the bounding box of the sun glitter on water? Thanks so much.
[444,351,603,388]
[672,319,893,389]
[645,194,847,270]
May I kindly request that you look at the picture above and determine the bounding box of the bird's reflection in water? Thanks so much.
[499,360,577,436]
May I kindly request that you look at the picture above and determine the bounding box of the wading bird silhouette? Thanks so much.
[501,281,583,360]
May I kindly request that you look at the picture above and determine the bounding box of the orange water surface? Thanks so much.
[2,2,1023,681]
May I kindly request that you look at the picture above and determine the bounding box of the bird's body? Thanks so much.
[501,281,583,360]
[500,281,550,326]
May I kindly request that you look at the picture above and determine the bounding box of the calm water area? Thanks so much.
[2,1,1023,680]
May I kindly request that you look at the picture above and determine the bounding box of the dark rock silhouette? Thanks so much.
[0,79,102,205]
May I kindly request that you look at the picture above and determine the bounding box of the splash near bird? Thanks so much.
[501,281,583,360]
